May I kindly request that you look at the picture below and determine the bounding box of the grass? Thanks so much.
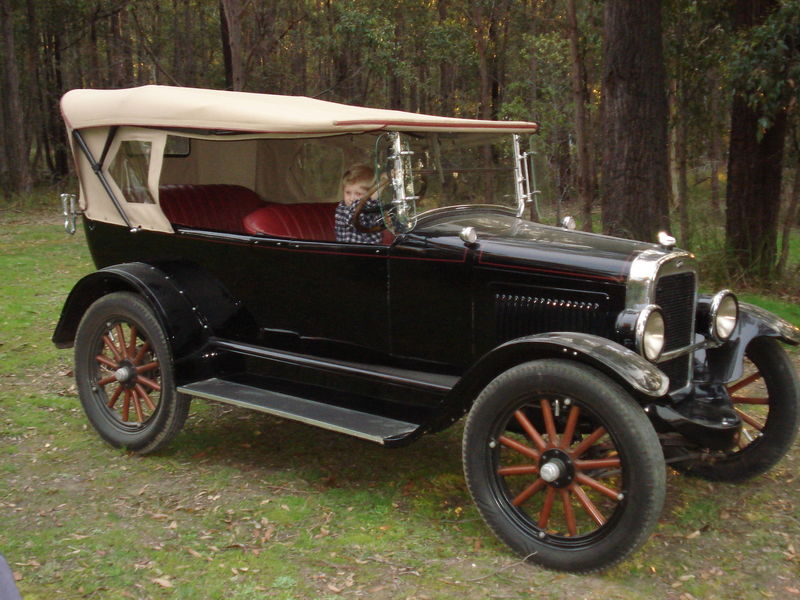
[1,196,799,599]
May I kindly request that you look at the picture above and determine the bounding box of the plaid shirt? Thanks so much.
[335,199,383,244]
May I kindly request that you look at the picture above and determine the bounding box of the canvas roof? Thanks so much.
[60,85,540,135]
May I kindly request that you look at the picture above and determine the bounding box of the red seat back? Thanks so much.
[243,202,338,241]
[159,184,265,233]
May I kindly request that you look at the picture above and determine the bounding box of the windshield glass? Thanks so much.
[375,132,524,233]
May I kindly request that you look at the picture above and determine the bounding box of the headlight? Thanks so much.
[636,305,665,362]
[709,290,738,342]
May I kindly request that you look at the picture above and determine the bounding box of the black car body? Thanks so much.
[54,86,800,572]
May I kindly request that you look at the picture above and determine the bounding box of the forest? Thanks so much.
[1,0,798,282]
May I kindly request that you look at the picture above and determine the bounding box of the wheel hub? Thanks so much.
[113,361,137,386]
[539,448,575,488]
[539,459,564,482]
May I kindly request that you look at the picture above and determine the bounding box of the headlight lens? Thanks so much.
[636,305,665,362]
[710,290,738,342]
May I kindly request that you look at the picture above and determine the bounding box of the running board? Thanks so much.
[178,378,420,445]
[211,338,459,394]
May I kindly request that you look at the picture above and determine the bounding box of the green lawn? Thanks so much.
[1,200,798,600]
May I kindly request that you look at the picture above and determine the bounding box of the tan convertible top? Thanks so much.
[61,85,539,135]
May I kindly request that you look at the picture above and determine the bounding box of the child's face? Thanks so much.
[343,181,371,206]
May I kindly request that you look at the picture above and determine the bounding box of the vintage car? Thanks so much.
[53,85,800,572]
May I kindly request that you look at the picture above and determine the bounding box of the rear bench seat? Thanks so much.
[159,184,265,233]
[243,202,337,241]
[159,184,391,243]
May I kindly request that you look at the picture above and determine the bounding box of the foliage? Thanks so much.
[0,0,798,273]
[727,0,800,131]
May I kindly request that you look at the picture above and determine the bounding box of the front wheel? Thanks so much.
[463,360,665,573]
[676,337,799,481]
[74,291,190,454]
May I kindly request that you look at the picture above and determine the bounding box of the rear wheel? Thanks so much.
[74,292,190,454]
[676,337,799,481]
[463,360,665,572]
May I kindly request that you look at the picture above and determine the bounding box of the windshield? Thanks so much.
[375,132,528,233]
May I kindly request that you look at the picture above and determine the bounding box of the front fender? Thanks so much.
[704,302,800,383]
[474,332,670,397]
[425,332,668,435]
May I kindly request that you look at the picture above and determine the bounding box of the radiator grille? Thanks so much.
[495,293,609,343]
[655,271,696,390]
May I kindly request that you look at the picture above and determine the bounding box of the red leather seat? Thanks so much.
[159,184,265,233]
[243,202,338,241]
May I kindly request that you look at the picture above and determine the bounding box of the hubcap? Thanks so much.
[540,459,564,482]
[114,366,135,383]
[538,448,575,488]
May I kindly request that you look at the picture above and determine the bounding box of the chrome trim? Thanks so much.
[512,133,530,217]
[626,249,697,309]
[635,305,665,361]
[61,193,79,235]
[388,132,418,233]
[657,339,709,363]
[626,249,698,389]
[657,231,676,249]
[459,226,478,245]
[709,290,738,342]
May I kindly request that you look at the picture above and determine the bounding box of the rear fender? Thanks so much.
[52,261,251,361]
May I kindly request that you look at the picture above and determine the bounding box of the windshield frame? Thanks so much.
[376,131,532,234]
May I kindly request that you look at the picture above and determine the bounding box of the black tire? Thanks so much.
[74,291,190,454]
[676,337,800,481]
[463,359,665,573]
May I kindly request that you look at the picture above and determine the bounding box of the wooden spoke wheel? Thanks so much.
[94,319,161,426]
[74,292,190,454]
[677,337,800,482]
[463,360,665,573]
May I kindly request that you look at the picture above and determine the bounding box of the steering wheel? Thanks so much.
[351,177,390,234]
[351,174,428,233]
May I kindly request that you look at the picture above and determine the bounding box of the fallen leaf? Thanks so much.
[152,577,173,588]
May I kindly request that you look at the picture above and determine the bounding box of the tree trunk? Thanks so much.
[220,0,244,90]
[725,0,786,279]
[0,0,33,193]
[675,111,690,247]
[601,0,670,241]
[472,4,492,121]
[437,0,453,115]
[709,68,723,215]
[776,163,800,277]
[0,88,8,196]
[567,0,594,232]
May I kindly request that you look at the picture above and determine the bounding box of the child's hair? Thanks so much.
[342,163,374,186]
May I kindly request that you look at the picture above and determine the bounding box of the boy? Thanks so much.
[334,164,384,244]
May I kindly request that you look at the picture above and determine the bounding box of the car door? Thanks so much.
[244,237,391,356]
[388,230,474,369]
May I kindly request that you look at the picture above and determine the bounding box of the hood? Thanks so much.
[415,209,659,284]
